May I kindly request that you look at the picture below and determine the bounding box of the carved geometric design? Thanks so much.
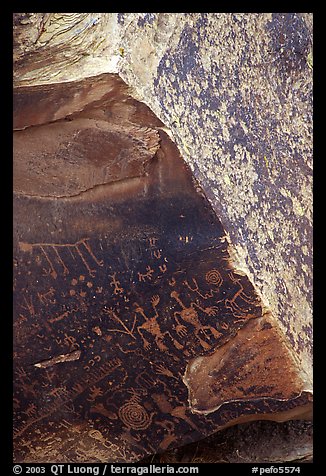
[13,75,311,463]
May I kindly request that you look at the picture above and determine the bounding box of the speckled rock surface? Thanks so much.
[13,13,313,388]
[116,13,314,387]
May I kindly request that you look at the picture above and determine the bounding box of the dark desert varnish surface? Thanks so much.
[13,75,311,463]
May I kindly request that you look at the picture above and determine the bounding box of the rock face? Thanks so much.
[13,13,313,389]
[13,13,313,462]
[13,75,311,463]
[141,420,313,464]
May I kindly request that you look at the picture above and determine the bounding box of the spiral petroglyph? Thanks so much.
[205,269,223,287]
[118,402,152,430]
[13,62,311,464]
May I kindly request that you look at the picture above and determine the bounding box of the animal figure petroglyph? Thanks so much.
[225,272,260,319]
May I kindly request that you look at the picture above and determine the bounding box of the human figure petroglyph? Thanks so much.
[137,265,154,282]
[135,295,183,351]
[170,291,221,350]
[109,272,124,295]
[184,269,224,301]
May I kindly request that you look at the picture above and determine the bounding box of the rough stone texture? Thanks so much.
[13,13,313,389]
[117,13,314,389]
[14,76,161,198]
[13,74,311,463]
[141,420,313,463]
[13,13,313,462]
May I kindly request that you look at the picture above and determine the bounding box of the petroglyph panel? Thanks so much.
[13,74,311,463]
